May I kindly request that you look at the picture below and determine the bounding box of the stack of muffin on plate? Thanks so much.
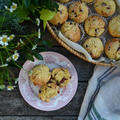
[29,64,71,102]
[49,0,120,60]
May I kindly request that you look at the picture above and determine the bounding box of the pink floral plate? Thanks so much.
[18,52,78,111]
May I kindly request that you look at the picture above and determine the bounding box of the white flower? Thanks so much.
[9,8,14,12]
[4,5,9,10]
[9,2,17,12]
[17,42,20,46]
[20,39,24,44]
[0,35,9,46]
[12,51,19,61]
[6,56,12,62]
[0,85,5,90]
[4,5,11,12]
[36,18,40,26]
[0,64,8,68]
[38,28,41,39]
[11,2,17,10]
[0,34,13,46]
[32,44,37,50]
[16,39,22,47]
[4,2,17,13]
[7,85,16,91]
[8,34,15,41]
[15,78,19,84]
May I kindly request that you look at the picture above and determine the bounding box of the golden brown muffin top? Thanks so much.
[105,38,120,60]
[29,64,51,86]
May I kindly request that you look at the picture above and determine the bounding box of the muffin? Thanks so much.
[108,15,120,37]
[68,2,89,23]
[82,0,94,3]
[49,4,68,25]
[83,37,104,59]
[94,0,116,17]
[105,38,120,60]
[51,68,71,88]
[57,0,71,3]
[84,16,105,37]
[38,83,60,102]
[29,64,51,86]
[61,21,81,42]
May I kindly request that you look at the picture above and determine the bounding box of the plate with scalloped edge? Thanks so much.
[18,52,78,111]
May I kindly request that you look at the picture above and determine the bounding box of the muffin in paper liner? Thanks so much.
[85,13,108,36]
[51,20,85,43]
[81,36,106,59]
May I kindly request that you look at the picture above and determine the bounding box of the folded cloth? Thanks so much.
[78,65,120,120]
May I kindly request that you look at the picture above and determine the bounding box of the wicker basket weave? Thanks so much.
[47,22,113,66]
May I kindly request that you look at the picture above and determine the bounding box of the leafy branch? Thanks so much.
[0,0,58,91]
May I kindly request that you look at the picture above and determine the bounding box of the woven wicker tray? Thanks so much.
[47,23,113,66]
[46,0,120,66]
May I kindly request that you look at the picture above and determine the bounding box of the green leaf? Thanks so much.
[36,46,46,52]
[43,20,47,30]
[32,0,39,6]
[23,0,31,8]
[27,54,34,62]
[42,40,52,47]
[0,16,5,27]
[40,9,56,21]
[0,85,5,91]
[34,53,43,60]
[13,6,30,23]
[39,0,59,11]
[8,62,16,67]
[28,4,36,13]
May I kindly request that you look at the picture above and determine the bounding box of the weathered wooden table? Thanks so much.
[0,30,95,120]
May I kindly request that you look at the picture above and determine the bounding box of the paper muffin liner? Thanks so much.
[100,36,107,46]
[53,19,85,43]
[81,0,95,5]
[57,0,73,4]
[78,24,85,42]
[64,0,75,6]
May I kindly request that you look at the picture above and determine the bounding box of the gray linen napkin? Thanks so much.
[78,65,120,120]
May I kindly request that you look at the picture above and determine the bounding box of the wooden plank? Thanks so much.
[0,83,87,116]
[0,116,77,120]
[42,29,59,46]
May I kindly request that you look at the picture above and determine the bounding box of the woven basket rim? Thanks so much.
[47,22,113,66]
